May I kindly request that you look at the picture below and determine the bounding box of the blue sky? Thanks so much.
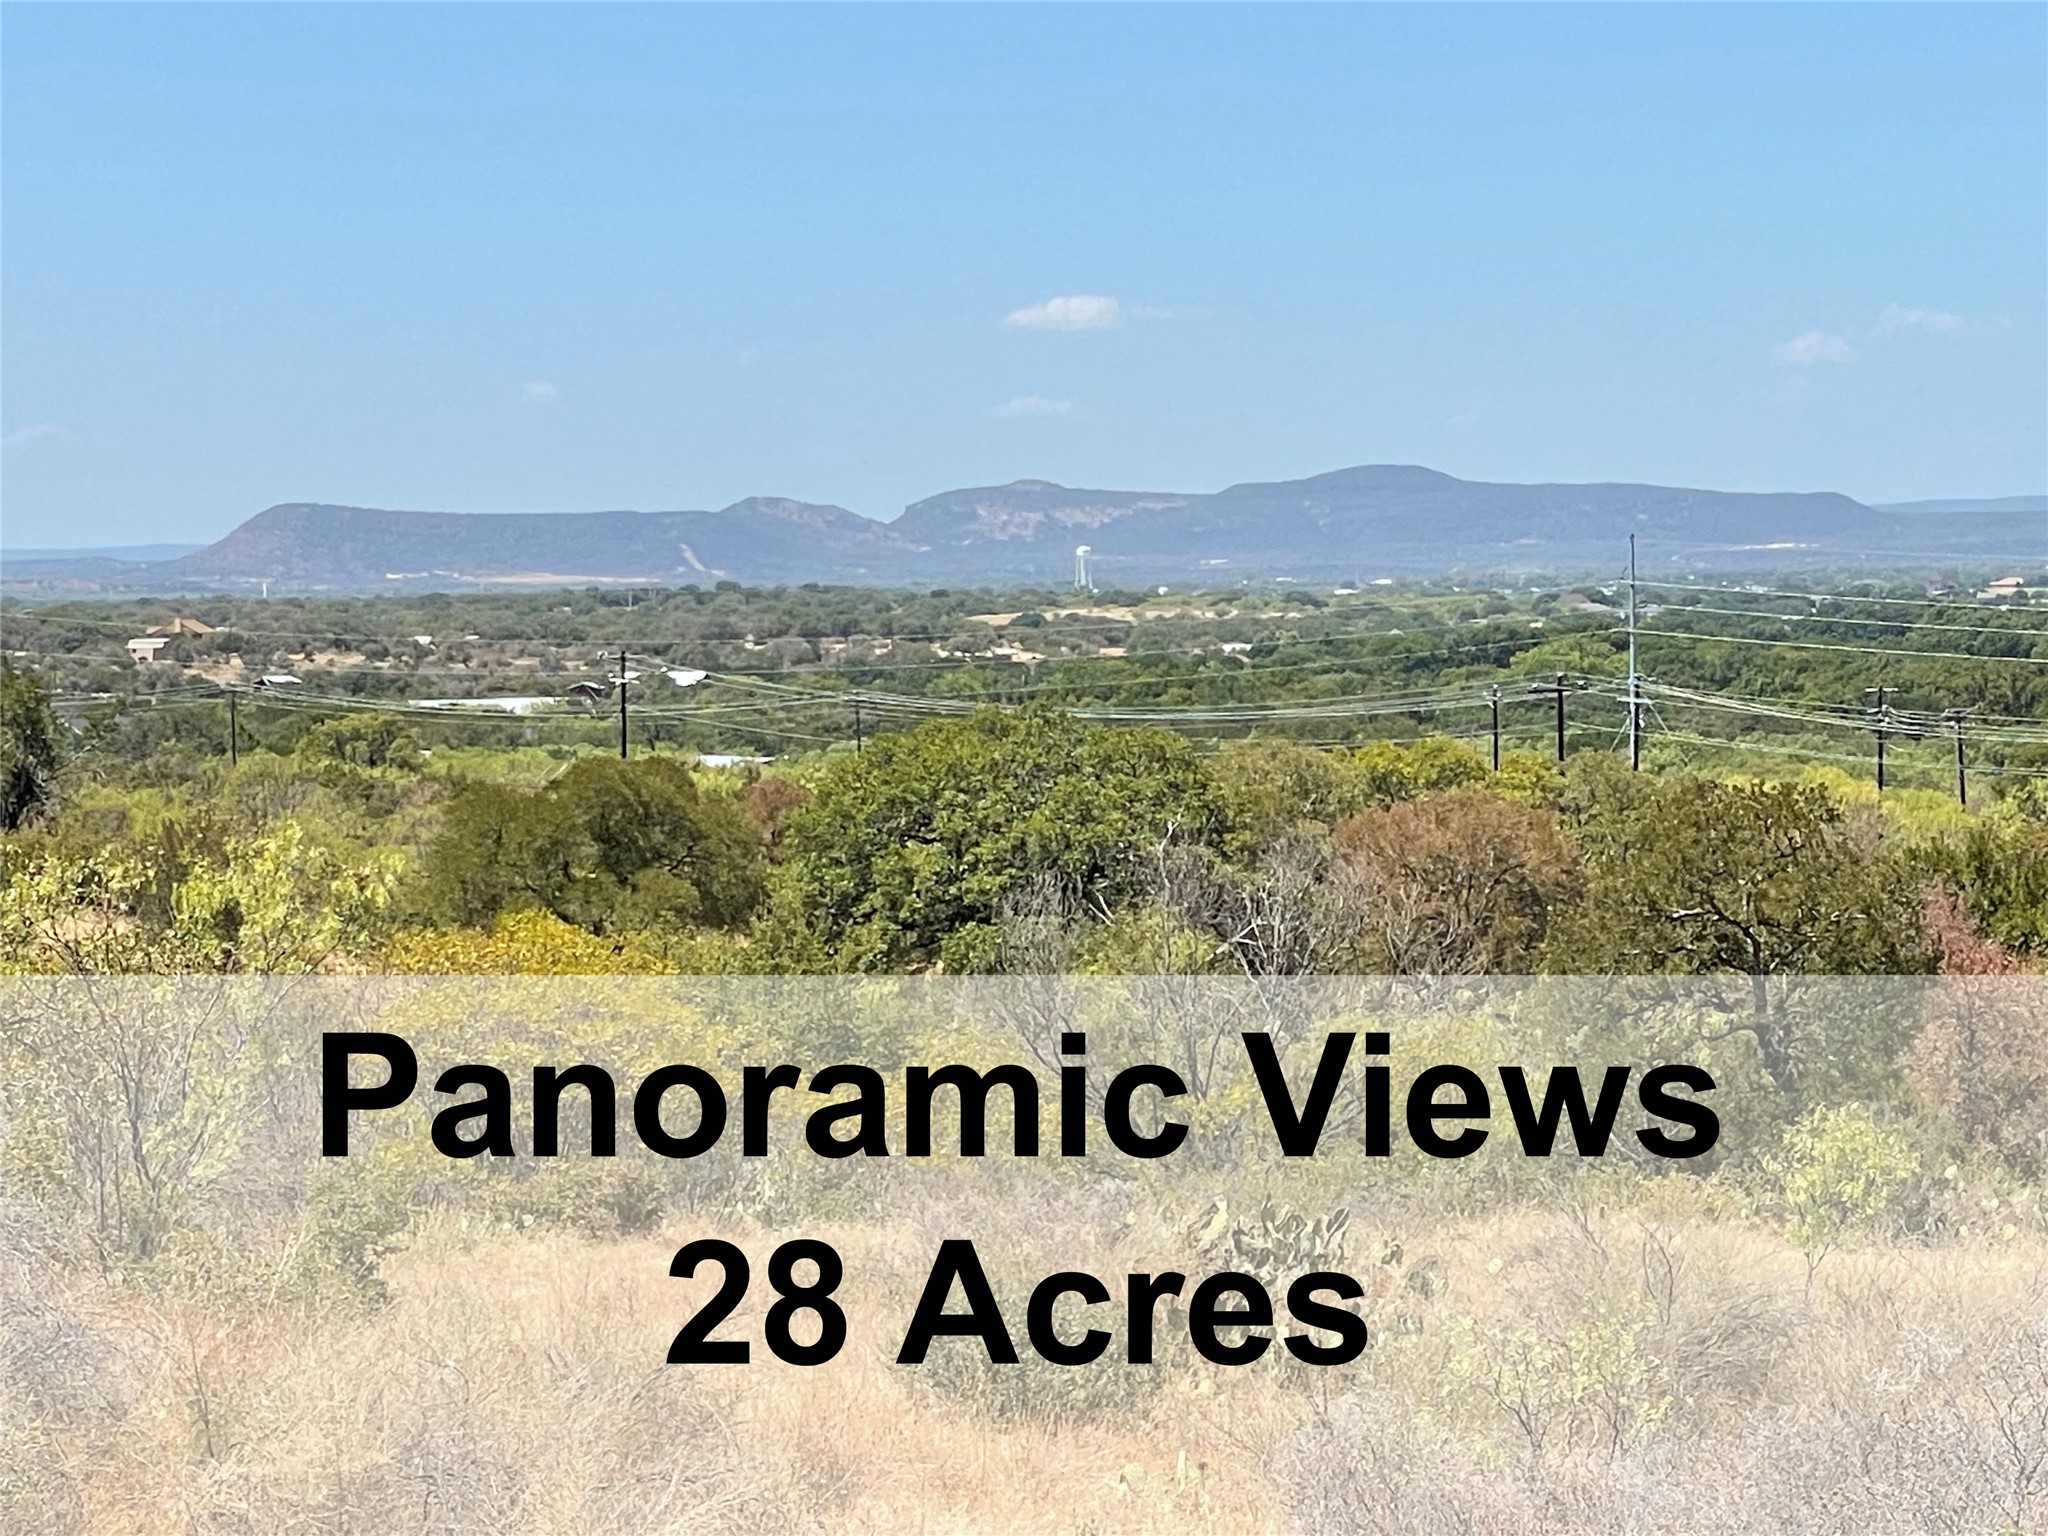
[3,3,2043,548]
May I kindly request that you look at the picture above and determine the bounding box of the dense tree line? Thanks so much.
[10,577,2047,779]
[7,657,2048,1183]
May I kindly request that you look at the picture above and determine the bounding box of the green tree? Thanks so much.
[1,663,65,831]
[1210,739,1373,857]
[1545,765,1928,1095]
[1925,815,2048,954]
[1348,737,1490,806]
[412,755,764,935]
[777,707,1226,970]
[294,711,421,770]
[552,755,763,928]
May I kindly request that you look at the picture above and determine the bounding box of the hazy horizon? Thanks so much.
[4,4,2043,548]
[4,463,2048,562]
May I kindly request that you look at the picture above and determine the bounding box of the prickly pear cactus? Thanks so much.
[1187,1197,1352,1287]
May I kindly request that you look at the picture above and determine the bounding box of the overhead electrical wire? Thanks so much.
[1648,604,2048,640]
[1631,536,2047,564]
[43,667,2048,786]
[1633,627,2048,667]
[1634,578,2045,613]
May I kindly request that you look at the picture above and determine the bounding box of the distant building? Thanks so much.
[1978,575,2029,601]
[125,636,172,663]
[148,616,216,637]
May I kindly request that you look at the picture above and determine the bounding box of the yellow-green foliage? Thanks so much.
[1073,903,1232,976]
[1489,750,1567,808]
[1348,737,1489,805]
[293,712,422,771]
[383,909,668,974]
[1445,1297,1672,1456]
[0,819,400,975]
[1783,764,1981,843]
[1760,1103,1919,1257]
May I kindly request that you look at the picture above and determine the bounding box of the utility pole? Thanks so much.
[1488,685,1501,771]
[227,685,239,767]
[852,696,865,755]
[1944,707,1971,807]
[1863,686,1889,792]
[1626,535,1641,770]
[1528,673,1571,763]
[616,648,630,759]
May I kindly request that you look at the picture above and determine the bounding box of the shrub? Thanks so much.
[1760,1104,1919,1276]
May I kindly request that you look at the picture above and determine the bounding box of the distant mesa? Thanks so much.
[5,465,2043,594]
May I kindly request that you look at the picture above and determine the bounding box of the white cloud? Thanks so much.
[1,423,67,449]
[1773,330,1854,366]
[1877,303,1965,335]
[991,395,1073,418]
[1003,295,1122,331]
[524,380,559,401]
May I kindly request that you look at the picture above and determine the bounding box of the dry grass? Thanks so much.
[15,1219,1280,1535]
[8,1197,2045,1535]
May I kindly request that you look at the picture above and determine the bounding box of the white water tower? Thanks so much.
[1073,544,1093,592]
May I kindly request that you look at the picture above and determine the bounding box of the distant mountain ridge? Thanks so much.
[8,465,2044,593]
[164,500,923,586]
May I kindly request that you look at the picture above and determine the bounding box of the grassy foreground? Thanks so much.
[9,1192,2043,1535]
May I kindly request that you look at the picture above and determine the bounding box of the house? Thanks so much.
[148,616,216,638]
[1977,575,2028,601]
[125,636,172,664]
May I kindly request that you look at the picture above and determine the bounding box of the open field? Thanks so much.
[4,976,2047,1534]
[10,1203,2043,1535]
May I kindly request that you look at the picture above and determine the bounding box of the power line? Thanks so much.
[1635,627,2048,667]
[1656,604,2048,640]
[49,666,2048,790]
[1634,577,2044,613]
[1632,536,2046,564]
